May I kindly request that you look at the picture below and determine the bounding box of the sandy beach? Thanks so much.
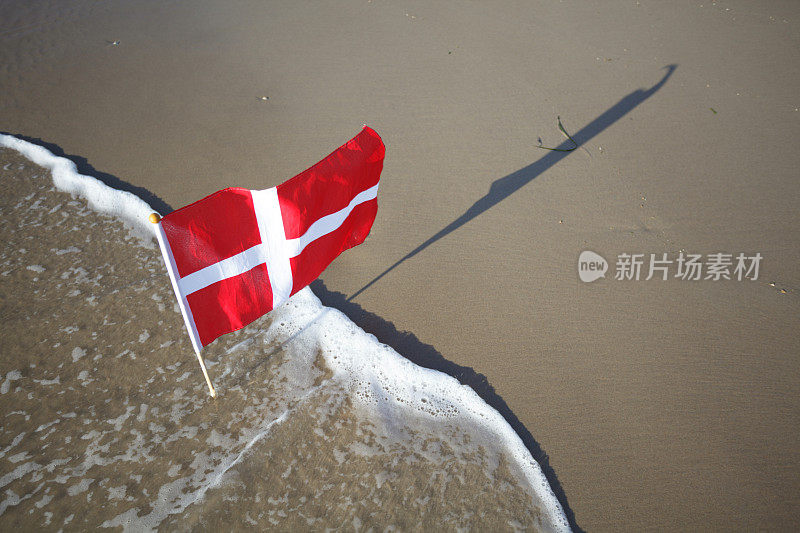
[2,0,799,530]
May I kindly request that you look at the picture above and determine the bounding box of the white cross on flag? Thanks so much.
[154,126,384,358]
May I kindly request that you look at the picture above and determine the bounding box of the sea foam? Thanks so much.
[0,133,570,531]
[0,135,154,240]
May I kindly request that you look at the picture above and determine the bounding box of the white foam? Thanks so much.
[71,347,86,362]
[1,370,22,394]
[1,134,570,531]
[270,289,570,532]
[0,134,157,241]
[53,246,81,255]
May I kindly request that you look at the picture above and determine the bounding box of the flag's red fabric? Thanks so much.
[155,126,384,349]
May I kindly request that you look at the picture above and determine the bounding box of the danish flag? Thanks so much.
[153,126,385,358]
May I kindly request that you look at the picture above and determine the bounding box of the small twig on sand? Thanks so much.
[536,116,578,152]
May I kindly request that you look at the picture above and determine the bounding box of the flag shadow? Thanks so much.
[349,64,676,302]
[335,65,676,531]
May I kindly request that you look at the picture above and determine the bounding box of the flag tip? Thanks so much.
[148,213,161,224]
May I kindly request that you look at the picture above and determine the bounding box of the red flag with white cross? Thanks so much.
[152,126,385,395]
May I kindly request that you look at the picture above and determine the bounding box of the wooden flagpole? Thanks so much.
[149,213,217,398]
[192,347,217,398]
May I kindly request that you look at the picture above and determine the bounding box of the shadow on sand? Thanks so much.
[338,66,676,531]
[350,65,676,303]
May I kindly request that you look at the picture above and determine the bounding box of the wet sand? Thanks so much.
[0,148,560,530]
[2,1,799,530]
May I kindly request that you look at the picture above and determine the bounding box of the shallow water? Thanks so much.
[0,145,567,531]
